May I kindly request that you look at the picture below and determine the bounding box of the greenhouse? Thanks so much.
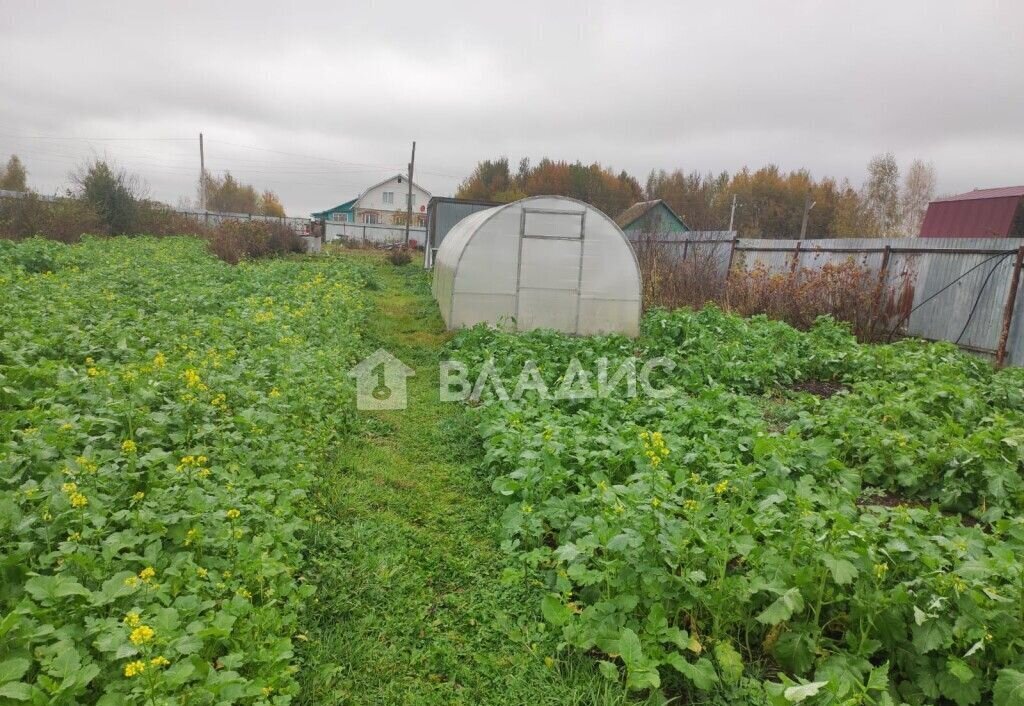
[431,196,642,336]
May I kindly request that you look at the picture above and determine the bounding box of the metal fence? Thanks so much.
[173,208,311,234]
[639,235,1024,366]
[325,220,427,246]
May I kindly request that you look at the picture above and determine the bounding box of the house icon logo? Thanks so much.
[348,348,415,410]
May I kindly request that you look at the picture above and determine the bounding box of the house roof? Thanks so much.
[615,199,688,230]
[920,186,1024,237]
[311,198,356,219]
[930,186,1024,203]
[312,174,433,219]
[355,174,432,204]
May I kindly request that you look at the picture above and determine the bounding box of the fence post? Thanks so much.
[790,240,803,274]
[995,245,1024,366]
[726,237,739,276]
[682,239,689,261]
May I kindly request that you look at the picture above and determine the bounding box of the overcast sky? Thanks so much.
[2,1,1022,216]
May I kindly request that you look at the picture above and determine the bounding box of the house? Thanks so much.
[615,199,690,235]
[312,174,432,227]
[919,186,1024,238]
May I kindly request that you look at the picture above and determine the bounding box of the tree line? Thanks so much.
[0,155,287,218]
[456,154,937,238]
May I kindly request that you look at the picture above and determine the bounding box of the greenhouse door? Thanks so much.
[515,208,585,332]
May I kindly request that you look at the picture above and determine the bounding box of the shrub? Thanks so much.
[387,247,412,266]
[72,159,142,235]
[639,247,913,342]
[204,220,304,264]
[0,193,106,243]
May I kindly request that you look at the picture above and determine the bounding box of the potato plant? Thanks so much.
[451,307,1024,706]
[0,237,369,704]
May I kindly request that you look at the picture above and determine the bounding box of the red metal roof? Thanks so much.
[919,186,1024,238]
[930,185,1024,203]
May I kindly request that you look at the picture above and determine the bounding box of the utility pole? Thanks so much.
[199,132,206,212]
[799,192,816,239]
[404,140,416,247]
[728,194,737,232]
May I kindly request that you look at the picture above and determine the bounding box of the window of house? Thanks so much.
[362,212,379,225]
[382,191,394,205]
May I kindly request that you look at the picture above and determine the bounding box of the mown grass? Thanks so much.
[297,252,641,705]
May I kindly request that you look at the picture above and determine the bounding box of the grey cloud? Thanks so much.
[1,0,1022,215]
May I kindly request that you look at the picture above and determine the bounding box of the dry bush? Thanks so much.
[641,241,914,342]
[634,235,728,310]
[134,203,206,236]
[0,194,106,243]
[728,260,912,341]
[204,220,304,264]
[387,248,412,266]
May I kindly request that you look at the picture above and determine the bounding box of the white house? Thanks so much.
[313,174,432,227]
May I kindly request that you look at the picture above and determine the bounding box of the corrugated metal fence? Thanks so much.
[638,235,1024,366]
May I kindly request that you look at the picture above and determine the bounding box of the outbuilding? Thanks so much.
[919,186,1024,237]
[432,196,642,336]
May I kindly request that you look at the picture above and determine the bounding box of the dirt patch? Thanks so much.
[788,380,847,398]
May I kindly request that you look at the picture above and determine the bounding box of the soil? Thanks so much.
[788,379,847,398]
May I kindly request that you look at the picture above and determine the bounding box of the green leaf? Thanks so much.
[0,682,33,700]
[626,666,660,691]
[540,595,572,627]
[784,681,829,703]
[616,628,643,668]
[664,653,718,691]
[597,661,619,682]
[822,555,858,585]
[756,588,804,625]
[24,575,90,604]
[994,669,1024,706]
[713,642,744,682]
[912,620,951,654]
[0,659,30,684]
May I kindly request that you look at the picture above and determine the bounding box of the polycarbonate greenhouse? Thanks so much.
[431,196,642,336]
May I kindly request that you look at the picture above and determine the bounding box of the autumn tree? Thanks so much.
[901,159,936,236]
[864,153,902,236]
[0,155,28,191]
[258,190,286,217]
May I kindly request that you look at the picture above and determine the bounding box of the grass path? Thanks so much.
[298,254,624,706]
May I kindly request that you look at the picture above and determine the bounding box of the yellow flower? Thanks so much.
[152,351,166,369]
[70,492,88,508]
[269,387,280,398]
[150,655,170,668]
[86,367,100,378]
[684,499,700,512]
[261,686,275,697]
[521,504,533,514]
[123,660,146,678]
[61,482,78,494]
[196,567,208,578]
[185,528,199,546]
[121,439,137,454]
[60,423,74,431]
[124,576,140,588]
[85,357,95,366]
[139,567,156,582]
[544,656,555,669]
[651,498,662,508]
[873,563,889,579]
[226,508,241,520]
[123,612,142,628]
[237,587,252,599]
[129,625,155,645]
[714,480,730,495]
[67,531,82,542]
[131,491,145,503]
